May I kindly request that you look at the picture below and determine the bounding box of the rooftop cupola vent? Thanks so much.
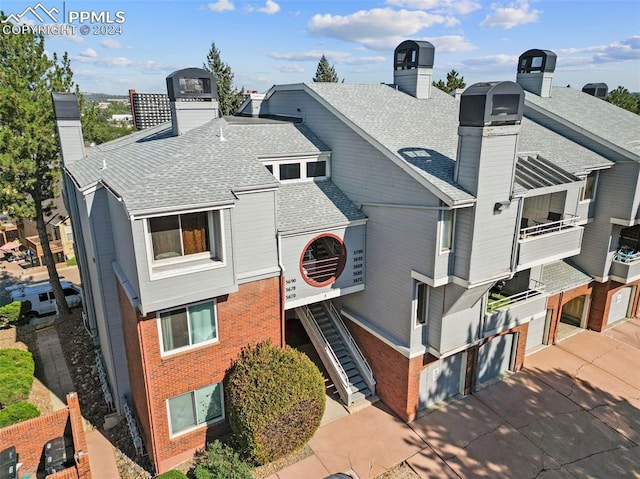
[393,40,435,99]
[459,81,524,127]
[582,83,608,99]
[52,93,81,120]
[166,67,220,135]
[394,40,434,70]
[166,67,218,102]
[516,49,556,98]
[517,49,557,74]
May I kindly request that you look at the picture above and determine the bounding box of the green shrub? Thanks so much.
[0,401,40,427]
[225,341,325,464]
[0,349,35,406]
[66,256,77,266]
[155,470,187,479]
[192,440,253,479]
[0,301,22,326]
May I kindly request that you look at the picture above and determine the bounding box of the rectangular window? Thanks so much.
[149,211,222,262]
[306,161,326,178]
[279,163,301,180]
[415,282,428,326]
[440,209,454,252]
[65,225,73,242]
[160,301,217,353]
[168,382,223,436]
[580,171,598,201]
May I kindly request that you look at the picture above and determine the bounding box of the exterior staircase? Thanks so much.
[296,301,376,406]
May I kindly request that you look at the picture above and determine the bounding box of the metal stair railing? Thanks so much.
[300,305,350,393]
[326,301,375,390]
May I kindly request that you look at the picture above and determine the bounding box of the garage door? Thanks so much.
[419,352,464,410]
[608,287,633,325]
[477,334,514,387]
[526,313,547,351]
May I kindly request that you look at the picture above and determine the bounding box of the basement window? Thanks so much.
[300,234,347,287]
[167,382,224,436]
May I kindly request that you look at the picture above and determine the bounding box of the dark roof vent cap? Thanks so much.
[459,81,524,127]
[166,67,218,102]
[517,49,557,73]
[582,83,608,99]
[52,93,80,121]
[394,40,435,70]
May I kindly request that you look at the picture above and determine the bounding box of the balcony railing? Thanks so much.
[520,214,579,239]
[614,249,640,264]
[301,256,341,282]
[487,279,545,312]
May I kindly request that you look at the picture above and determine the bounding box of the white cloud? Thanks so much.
[386,0,481,15]
[208,0,234,12]
[480,1,540,29]
[101,39,128,49]
[557,36,640,64]
[426,35,477,53]
[258,0,280,14]
[79,48,97,58]
[308,8,448,51]
[276,63,304,73]
[269,50,385,65]
[464,53,518,67]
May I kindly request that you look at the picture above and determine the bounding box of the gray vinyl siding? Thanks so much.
[233,190,279,280]
[483,296,547,336]
[440,301,483,355]
[517,226,583,271]
[56,121,85,166]
[133,209,237,314]
[107,193,139,294]
[339,207,440,346]
[573,163,640,279]
[267,90,438,206]
[82,187,130,410]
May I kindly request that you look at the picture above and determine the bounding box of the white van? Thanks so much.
[8,280,82,320]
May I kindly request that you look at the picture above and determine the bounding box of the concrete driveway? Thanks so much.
[269,318,640,479]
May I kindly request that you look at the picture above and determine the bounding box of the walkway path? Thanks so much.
[268,317,640,479]
[35,326,75,410]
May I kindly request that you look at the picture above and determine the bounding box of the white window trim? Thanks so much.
[439,209,455,254]
[144,209,227,280]
[579,171,599,203]
[166,382,225,438]
[413,281,429,328]
[157,299,219,357]
[261,154,330,183]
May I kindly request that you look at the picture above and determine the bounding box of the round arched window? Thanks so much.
[300,234,347,287]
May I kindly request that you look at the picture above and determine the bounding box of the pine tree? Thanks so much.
[606,86,639,114]
[203,42,244,115]
[312,55,340,83]
[433,70,466,94]
[0,17,75,314]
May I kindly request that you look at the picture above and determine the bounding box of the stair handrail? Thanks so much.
[326,301,375,388]
[301,305,350,389]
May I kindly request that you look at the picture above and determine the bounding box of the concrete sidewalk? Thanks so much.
[268,317,640,479]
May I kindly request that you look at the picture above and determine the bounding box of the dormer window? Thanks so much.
[262,156,330,182]
[148,210,222,263]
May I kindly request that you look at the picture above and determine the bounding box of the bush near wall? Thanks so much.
[192,440,253,479]
[0,401,40,427]
[224,341,325,465]
[0,349,35,406]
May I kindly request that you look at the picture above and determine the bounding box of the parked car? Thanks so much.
[8,280,82,320]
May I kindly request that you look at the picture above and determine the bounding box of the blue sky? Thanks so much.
[1,0,639,95]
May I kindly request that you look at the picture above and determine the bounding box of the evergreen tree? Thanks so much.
[606,86,639,114]
[0,16,75,314]
[203,42,244,115]
[312,55,340,83]
[433,69,466,94]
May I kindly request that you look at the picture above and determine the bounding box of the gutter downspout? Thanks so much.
[276,233,285,348]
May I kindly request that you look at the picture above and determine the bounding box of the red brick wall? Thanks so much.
[0,393,90,478]
[589,279,640,331]
[120,277,282,473]
[343,319,423,422]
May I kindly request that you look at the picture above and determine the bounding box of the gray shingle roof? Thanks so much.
[277,180,366,233]
[302,83,612,204]
[525,87,640,161]
[67,118,328,214]
[541,260,593,295]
